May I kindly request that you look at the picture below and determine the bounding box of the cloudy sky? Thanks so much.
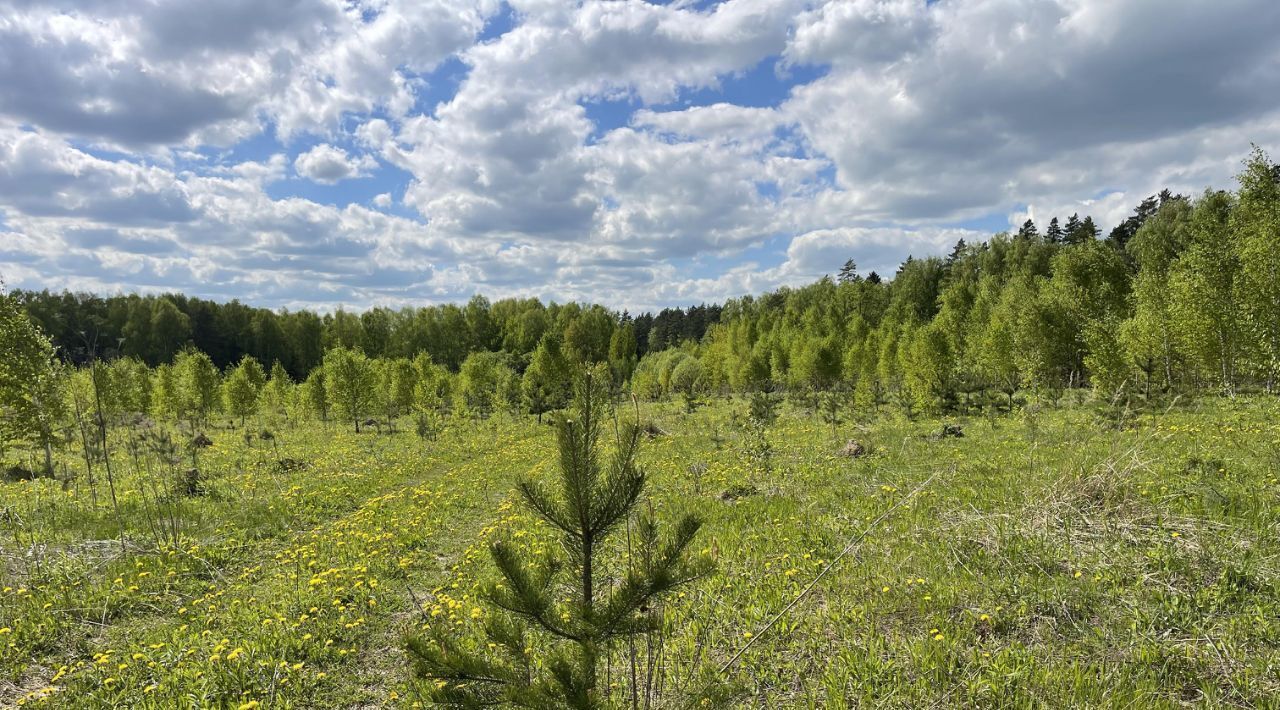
[1,0,1278,312]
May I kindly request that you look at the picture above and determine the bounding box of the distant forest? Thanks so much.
[12,288,720,378]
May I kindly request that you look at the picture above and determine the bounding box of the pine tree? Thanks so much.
[1079,216,1099,242]
[1063,213,1083,245]
[837,258,861,284]
[407,366,711,706]
[1046,216,1064,244]
[1017,219,1038,241]
[1107,193,1161,251]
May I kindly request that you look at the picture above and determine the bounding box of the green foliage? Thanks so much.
[411,352,452,415]
[1083,315,1132,401]
[1232,146,1280,388]
[0,293,68,471]
[1170,190,1242,393]
[739,388,780,481]
[222,356,264,425]
[173,348,221,426]
[522,333,571,421]
[299,367,328,422]
[607,322,638,384]
[13,152,1279,413]
[562,306,615,365]
[323,346,376,432]
[901,322,956,414]
[457,351,514,420]
[260,361,293,423]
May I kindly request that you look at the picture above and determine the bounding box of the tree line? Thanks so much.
[12,290,719,380]
[634,148,1280,413]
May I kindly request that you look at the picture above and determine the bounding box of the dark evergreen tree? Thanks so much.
[1046,216,1064,244]
[1063,213,1082,244]
[1017,219,1039,241]
[1080,216,1099,242]
[1107,193,1161,251]
[837,258,861,284]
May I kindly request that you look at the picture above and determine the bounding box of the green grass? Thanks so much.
[2,397,1279,707]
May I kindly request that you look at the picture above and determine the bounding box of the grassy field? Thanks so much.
[2,396,1279,708]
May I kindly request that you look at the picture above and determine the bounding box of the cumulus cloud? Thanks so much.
[1,0,1279,311]
[783,0,1280,222]
[0,0,496,148]
[294,144,378,184]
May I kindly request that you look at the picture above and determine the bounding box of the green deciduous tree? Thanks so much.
[457,351,512,420]
[174,347,221,427]
[324,346,376,432]
[901,321,956,414]
[260,361,293,423]
[300,368,328,423]
[222,356,264,426]
[607,322,638,384]
[0,293,69,473]
[1233,146,1280,389]
[523,333,571,422]
[1170,190,1243,394]
[1122,197,1193,395]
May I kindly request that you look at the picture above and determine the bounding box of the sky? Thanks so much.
[0,0,1278,313]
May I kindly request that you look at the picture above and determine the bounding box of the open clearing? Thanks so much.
[2,397,1279,708]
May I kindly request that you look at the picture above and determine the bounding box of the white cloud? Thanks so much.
[0,0,498,148]
[2,0,1280,312]
[293,144,378,184]
[782,0,1280,222]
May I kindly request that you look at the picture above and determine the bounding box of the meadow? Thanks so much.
[1,395,1279,708]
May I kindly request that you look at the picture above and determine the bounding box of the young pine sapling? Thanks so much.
[407,366,712,707]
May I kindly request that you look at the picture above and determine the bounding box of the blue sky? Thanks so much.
[1,0,1278,312]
